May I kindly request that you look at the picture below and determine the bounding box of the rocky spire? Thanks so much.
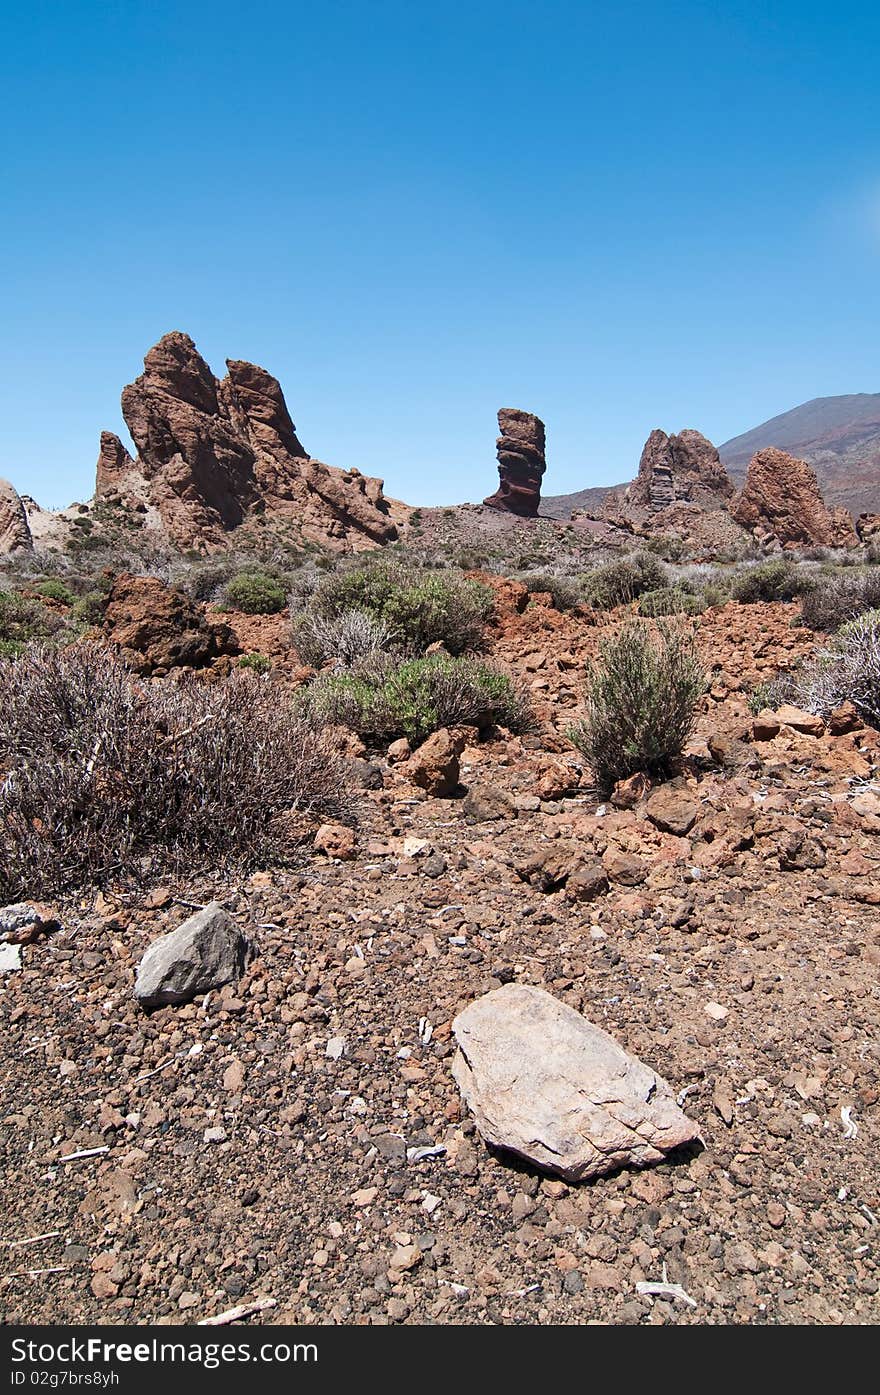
[483,408,546,517]
[732,446,857,547]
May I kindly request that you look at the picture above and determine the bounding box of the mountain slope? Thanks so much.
[719,393,880,515]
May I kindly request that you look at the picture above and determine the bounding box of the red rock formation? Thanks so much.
[103,573,239,675]
[626,429,734,510]
[484,409,546,517]
[0,478,33,554]
[732,447,857,547]
[856,513,880,543]
[100,332,398,552]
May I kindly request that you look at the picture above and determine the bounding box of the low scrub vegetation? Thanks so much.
[780,610,880,728]
[569,620,705,791]
[0,643,347,900]
[291,608,399,669]
[638,586,705,618]
[799,570,880,632]
[519,572,583,611]
[0,589,68,657]
[583,553,667,610]
[221,570,288,614]
[297,561,494,655]
[299,652,531,746]
[731,559,813,604]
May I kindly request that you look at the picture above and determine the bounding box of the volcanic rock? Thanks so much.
[484,409,546,517]
[0,478,33,554]
[407,728,462,797]
[103,573,239,674]
[625,429,733,511]
[100,332,398,552]
[732,447,857,547]
[134,902,252,1008]
[451,984,700,1182]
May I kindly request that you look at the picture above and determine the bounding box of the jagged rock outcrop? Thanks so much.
[483,409,546,517]
[103,573,239,675]
[98,332,399,552]
[856,513,880,543]
[625,429,734,510]
[0,479,33,554]
[732,447,857,547]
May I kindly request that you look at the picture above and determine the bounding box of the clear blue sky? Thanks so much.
[2,1,879,508]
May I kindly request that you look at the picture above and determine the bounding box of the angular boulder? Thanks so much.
[103,572,238,674]
[731,447,857,547]
[406,728,462,797]
[452,984,700,1181]
[134,902,252,1008]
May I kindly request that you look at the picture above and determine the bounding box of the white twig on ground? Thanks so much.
[198,1297,277,1326]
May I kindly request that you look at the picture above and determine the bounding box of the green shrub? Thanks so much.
[34,579,75,605]
[0,590,66,657]
[306,562,493,654]
[638,586,705,618]
[71,591,107,627]
[520,573,583,611]
[731,560,812,604]
[583,552,667,610]
[569,620,705,792]
[300,653,531,746]
[237,652,272,673]
[221,571,288,614]
[0,643,348,899]
[799,571,880,632]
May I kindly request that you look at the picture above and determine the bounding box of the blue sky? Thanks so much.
[2,1,879,508]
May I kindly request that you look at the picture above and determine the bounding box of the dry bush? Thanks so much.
[291,608,399,668]
[569,620,705,792]
[799,570,880,632]
[0,642,348,899]
[785,610,880,728]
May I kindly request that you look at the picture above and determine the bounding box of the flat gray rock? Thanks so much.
[134,902,252,1008]
[452,984,700,1182]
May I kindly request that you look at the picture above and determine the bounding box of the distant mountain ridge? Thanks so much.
[543,391,880,520]
[719,392,880,516]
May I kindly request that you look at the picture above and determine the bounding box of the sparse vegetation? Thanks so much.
[520,573,583,611]
[569,620,705,791]
[799,570,880,632]
[0,590,67,657]
[731,559,813,604]
[0,643,347,900]
[237,652,272,673]
[783,610,880,728]
[299,652,531,746]
[638,586,705,618]
[583,552,667,610]
[301,561,494,655]
[221,570,288,614]
[291,608,399,668]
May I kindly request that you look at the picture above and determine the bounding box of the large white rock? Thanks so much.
[134,902,252,1009]
[452,984,700,1182]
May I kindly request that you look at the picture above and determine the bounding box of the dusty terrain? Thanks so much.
[2,592,879,1326]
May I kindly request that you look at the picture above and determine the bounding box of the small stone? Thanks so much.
[314,823,356,860]
[134,902,251,1009]
[704,1001,729,1021]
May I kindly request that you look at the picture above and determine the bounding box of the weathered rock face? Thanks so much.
[626,429,734,511]
[103,573,239,674]
[484,409,546,517]
[0,478,33,554]
[732,447,857,547]
[102,332,398,552]
[452,984,700,1182]
[134,902,252,1008]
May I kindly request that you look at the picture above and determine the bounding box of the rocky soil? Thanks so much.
[2,593,880,1326]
